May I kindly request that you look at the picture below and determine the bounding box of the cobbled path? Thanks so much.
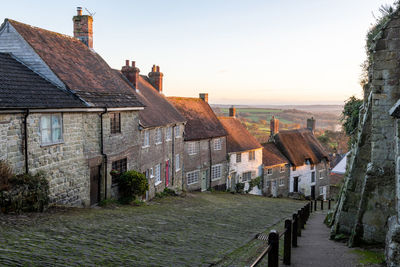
[0,192,305,266]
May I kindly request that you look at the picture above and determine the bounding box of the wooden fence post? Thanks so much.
[329,199,331,210]
[310,201,313,213]
[268,230,279,267]
[314,199,317,211]
[297,210,302,236]
[301,207,305,228]
[321,199,324,210]
[283,219,292,265]
[292,213,298,247]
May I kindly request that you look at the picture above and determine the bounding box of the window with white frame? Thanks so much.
[40,114,63,145]
[142,130,150,148]
[311,172,316,183]
[319,170,325,179]
[214,138,222,150]
[319,186,324,195]
[211,164,222,180]
[280,165,285,173]
[236,153,241,163]
[279,178,285,186]
[154,164,161,184]
[174,125,181,138]
[187,170,199,185]
[166,127,172,141]
[249,150,256,161]
[188,142,198,155]
[267,168,272,175]
[175,154,180,171]
[149,167,154,178]
[242,171,252,182]
[155,128,162,144]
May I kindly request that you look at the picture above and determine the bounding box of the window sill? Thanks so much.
[279,185,285,187]
[175,168,181,172]
[166,139,172,142]
[142,145,150,149]
[110,132,122,136]
[155,142,162,146]
[40,141,64,147]
[188,153,197,156]
[175,136,182,139]
[155,180,162,186]
[211,177,221,181]
[187,182,198,185]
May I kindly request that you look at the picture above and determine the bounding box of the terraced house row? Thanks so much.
[0,8,330,206]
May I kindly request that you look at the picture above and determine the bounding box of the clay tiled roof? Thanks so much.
[262,142,289,167]
[7,19,143,108]
[218,117,262,153]
[273,129,329,167]
[167,97,227,141]
[116,72,186,128]
[0,53,85,108]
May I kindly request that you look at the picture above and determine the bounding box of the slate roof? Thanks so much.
[218,116,262,153]
[273,129,329,167]
[167,97,227,141]
[7,19,143,108]
[262,142,289,167]
[0,52,85,108]
[116,72,186,128]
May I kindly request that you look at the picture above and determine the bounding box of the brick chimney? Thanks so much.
[121,60,140,88]
[199,93,208,102]
[229,106,236,117]
[73,7,93,48]
[270,116,279,137]
[148,65,163,93]
[307,117,316,133]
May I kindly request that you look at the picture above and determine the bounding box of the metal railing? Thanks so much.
[250,199,331,267]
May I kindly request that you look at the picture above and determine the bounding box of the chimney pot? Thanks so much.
[77,7,82,16]
[73,7,93,48]
[125,60,129,66]
[149,65,163,93]
[307,117,316,133]
[199,93,209,103]
[229,106,236,117]
[131,61,136,68]
[270,116,279,137]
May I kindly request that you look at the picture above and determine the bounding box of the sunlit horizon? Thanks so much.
[1,0,394,105]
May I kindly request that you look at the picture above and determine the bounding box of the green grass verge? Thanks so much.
[351,249,385,265]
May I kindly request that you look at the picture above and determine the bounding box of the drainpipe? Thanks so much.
[23,109,30,174]
[171,124,175,187]
[209,139,212,190]
[100,108,108,199]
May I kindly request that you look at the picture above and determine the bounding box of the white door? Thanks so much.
[271,181,278,197]
[322,186,327,200]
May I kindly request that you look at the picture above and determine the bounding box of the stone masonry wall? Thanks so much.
[263,164,290,197]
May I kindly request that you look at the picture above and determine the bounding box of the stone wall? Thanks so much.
[332,10,400,252]
[263,164,290,197]
[183,137,228,191]
[138,124,184,199]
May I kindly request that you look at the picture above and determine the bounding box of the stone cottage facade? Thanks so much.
[0,10,144,206]
[118,61,186,199]
[168,94,228,191]
[271,118,330,200]
[218,107,263,194]
[262,142,290,198]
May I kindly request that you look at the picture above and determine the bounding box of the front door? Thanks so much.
[311,185,315,200]
[322,186,327,200]
[90,165,101,205]
[271,180,278,197]
[293,176,299,193]
[165,160,169,187]
[201,170,208,191]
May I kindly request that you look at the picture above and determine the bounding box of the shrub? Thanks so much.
[155,187,177,198]
[247,176,262,193]
[118,170,148,204]
[0,160,13,191]
[235,182,245,194]
[0,172,49,213]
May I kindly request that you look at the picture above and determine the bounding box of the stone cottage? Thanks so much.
[168,94,228,191]
[271,117,330,200]
[262,142,290,198]
[218,107,263,194]
[118,61,186,199]
[0,9,144,206]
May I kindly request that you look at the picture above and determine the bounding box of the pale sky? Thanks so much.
[0,0,394,105]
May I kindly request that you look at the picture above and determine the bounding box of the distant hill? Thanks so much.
[211,104,343,115]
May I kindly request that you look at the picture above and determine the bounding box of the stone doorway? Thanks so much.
[90,165,101,205]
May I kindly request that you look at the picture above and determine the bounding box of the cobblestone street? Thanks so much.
[0,193,304,266]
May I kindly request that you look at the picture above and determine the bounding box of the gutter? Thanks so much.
[100,107,108,199]
[0,107,144,114]
[24,109,30,174]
